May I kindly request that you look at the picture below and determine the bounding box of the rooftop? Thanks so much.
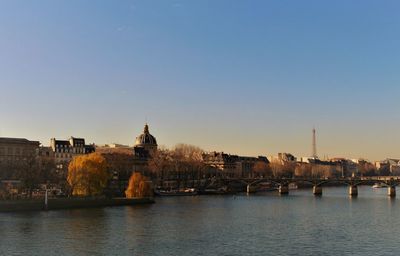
[0,137,40,145]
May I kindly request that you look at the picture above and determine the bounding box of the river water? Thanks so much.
[0,186,399,256]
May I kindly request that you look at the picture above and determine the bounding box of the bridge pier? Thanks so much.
[388,186,396,197]
[313,185,322,196]
[279,184,289,195]
[247,185,257,194]
[348,185,358,196]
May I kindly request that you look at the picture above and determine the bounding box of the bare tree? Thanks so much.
[39,158,57,184]
[270,162,295,178]
[358,162,377,176]
[149,144,207,189]
[252,161,272,178]
[171,144,206,188]
[18,155,41,198]
[148,148,173,187]
[311,164,341,178]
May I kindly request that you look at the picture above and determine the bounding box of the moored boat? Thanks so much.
[155,188,198,196]
[200,188,228,195]
[289,183,298,190]
[372,183,387,189]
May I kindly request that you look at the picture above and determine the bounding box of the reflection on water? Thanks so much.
[0,186,400,256]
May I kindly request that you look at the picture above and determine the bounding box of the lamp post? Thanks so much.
[44,185,48,211]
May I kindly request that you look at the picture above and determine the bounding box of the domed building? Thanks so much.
[134,123,158,157]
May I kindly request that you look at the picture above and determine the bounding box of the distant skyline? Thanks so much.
[1,0,400,161]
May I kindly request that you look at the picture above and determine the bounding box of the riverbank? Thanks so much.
[0,197,155,212]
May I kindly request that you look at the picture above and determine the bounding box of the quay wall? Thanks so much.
[0,197,154,212]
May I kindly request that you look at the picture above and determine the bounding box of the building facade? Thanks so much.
[375,159,400,175]
[268,153,297,164]
[0,137,40,179]
[202,151,269,178]
[50,137,95,169]
[98,123,158,196]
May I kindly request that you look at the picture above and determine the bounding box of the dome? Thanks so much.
[135,123,157,148]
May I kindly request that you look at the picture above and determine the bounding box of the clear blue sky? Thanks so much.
[0,0,399,161]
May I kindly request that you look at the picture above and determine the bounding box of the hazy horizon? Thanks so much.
[1,1,400,161]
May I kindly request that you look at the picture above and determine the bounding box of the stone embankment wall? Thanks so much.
[0,197,154,212]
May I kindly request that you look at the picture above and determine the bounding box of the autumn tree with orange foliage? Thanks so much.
[125,172,154,198]
[67,153,110,196]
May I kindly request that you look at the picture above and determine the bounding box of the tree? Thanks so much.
[148,148,173,186]
[171,144,206,188]
[67,153,109,196]
[294,163,312,177]
[358,162,377,176]
[252,161,272,178]
[311,164,341,178]
[147,144,209,189]
[39,157,57,183]
[18,155,41,198]
[270,162,295,178]
[125,172,153,198]
[173,144,204,162]
[378,165,391,176]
